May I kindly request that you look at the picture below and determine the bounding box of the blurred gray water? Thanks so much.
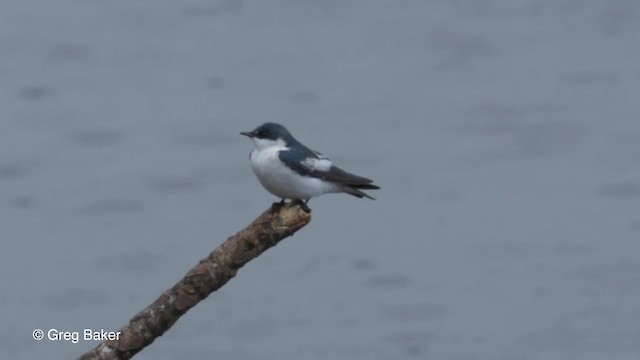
[2,0,640,359]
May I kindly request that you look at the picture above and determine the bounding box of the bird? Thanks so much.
[241,122,380,203]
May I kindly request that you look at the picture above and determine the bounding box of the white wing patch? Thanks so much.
[302,153,332,172]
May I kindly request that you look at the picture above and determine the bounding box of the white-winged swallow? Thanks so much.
[241,123,380,202]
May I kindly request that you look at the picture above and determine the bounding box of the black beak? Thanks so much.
[240,131,254,138]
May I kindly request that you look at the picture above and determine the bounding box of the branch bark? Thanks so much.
[77,201,311,360]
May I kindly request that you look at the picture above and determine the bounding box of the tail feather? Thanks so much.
[351,183,380,190]
[340,185,377,200]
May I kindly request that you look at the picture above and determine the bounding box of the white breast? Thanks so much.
[249,146,339,200]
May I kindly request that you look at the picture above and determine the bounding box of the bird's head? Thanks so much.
[241,122,294,150]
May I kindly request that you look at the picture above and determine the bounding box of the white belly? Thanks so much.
[249,148,339,199]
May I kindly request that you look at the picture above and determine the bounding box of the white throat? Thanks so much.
[251,137,287,151]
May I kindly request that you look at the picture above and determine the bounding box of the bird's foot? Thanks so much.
[270,199,287,213]
[270,199,311,214]
[293,199,312,213]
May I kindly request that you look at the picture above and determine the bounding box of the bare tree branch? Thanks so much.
[78,202,311,360]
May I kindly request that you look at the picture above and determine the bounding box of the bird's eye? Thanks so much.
[258,130,269,138]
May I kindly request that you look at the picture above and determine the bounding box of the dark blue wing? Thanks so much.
[279,147,378,188]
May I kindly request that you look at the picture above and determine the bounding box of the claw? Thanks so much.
[292,199,311,213]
